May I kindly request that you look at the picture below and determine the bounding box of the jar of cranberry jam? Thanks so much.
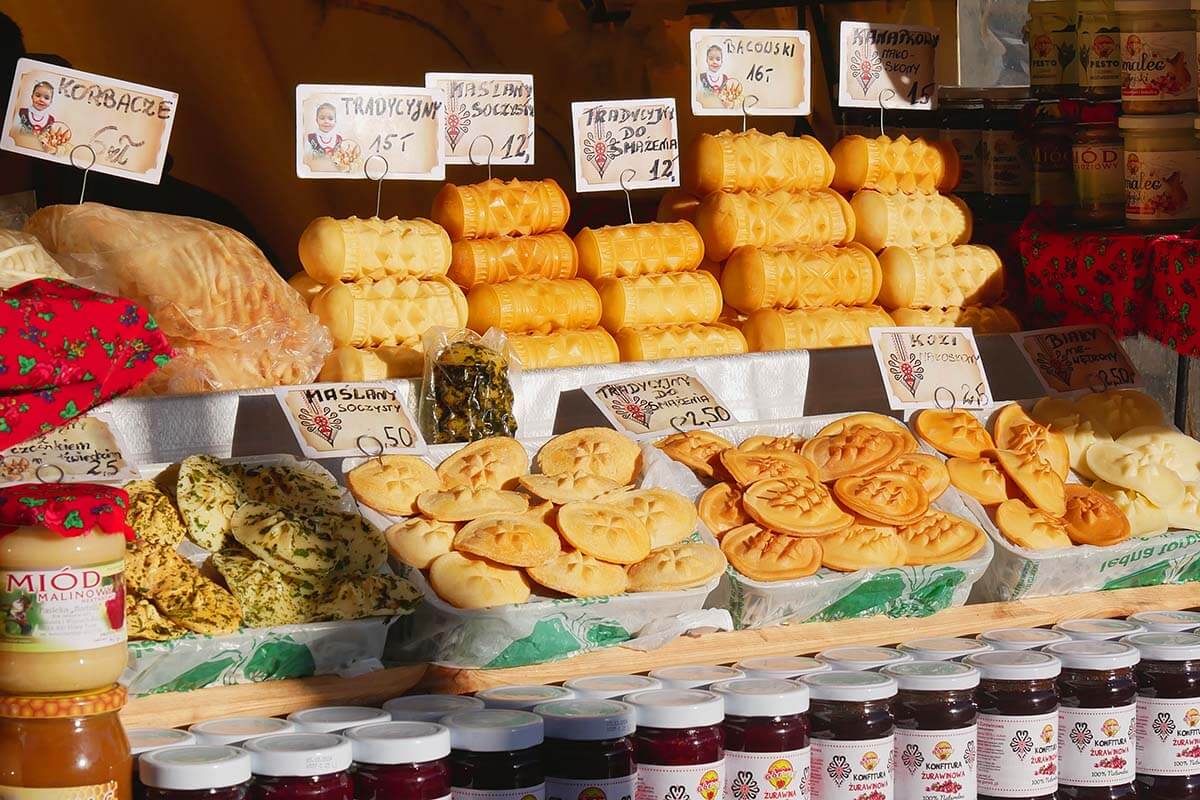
[625,689,725,800]
[817,646,912,672]
[563,674,662,700]
[244,733,354,800]
[382,695,483,724]
[803,670,897,800]
[649,665,744,690]
[288,708,391,735]
[476,686,573,712]
[140,746,253,800]
[1127,611,1200,634]
[1054,620,1146,642]
[978,628,1072,651]
[883,661,979,800]
[899,637,993,662]
[736,656,831,680]
[711,678,811,800]
[441,709,545,800]
[1121,632,1200,800]
[345,721,451,800]
[533,699,636,800]
[1044,640,1140,800]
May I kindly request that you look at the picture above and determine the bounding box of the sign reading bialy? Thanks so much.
[1,59,178,183]
[570,98,679,193]
[584,370,736,439]
[274,383,425,460]
[690,29,811,116]
[425,72,534,165]
[1013,325,1141,393]
[838,22,939,110]
[870,327,993,412]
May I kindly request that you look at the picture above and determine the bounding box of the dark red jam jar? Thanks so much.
[1044,640,1140,800]
[1122,632,1200,800]
[287,708,390,735]
[563,674,663,700]
[712,678,810,800]
[964,649,1061,800]
[803,670,897,800]
[344,721,451,800]
[817,646,912,672]
[1127,612,1200,634]
[978,628,1072,652]
[140,745,252,800]
[381,694,483,724]
[884,661,979,800]
[625,689,725,800]
[735,656,831,680]
[130,728,198,800]
[475,686,574,712]
[1054,620,1147,642]
[899,637,994,662]
[244,733,354,800]
[533,698,636,800]
[649,665,744,690]
[442,709,545,799]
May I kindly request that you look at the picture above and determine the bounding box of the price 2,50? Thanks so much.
[669,405,732,432]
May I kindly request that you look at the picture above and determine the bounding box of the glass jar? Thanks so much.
[534,699,636,800]
[1075,112,1126,226]
[287,708,390,735]
[649,665,744,690]
[803,671,897,800]
[1121,632,1200,800]
[563,674,662,701]
[735,656,832,680]
[984,95,1035,221]
[442,709,544,798]
[344,721,452,800]
[476,686,574,712]
[1034,102,1080,209]
[0,684,132,800]
[382,694,483,724]
[1128,610,1200,633]
[1119,115,1200,229]
[1044,640,1141,800]
[899,637,994,662]
[245,733,354,800]
[1079,0,1123,98]
[1117,0,1197,113]
[1057,618,1149,641]
[940,89,987,205]
[190,718,298,747]
[964,650,1062,800]
[817,646,912,672]
[712,678,810,800]
[883,662,980,800]
[0,484,132,694]
[131,728,199,800]
[625,689,725,800]
[979,627,1073,651]
[1031,0,1082,96]
[141,746,252,800]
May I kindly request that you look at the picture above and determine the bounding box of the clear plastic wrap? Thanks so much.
[0,228,72,288]
[24,202,331,394]
[418,327,518,444]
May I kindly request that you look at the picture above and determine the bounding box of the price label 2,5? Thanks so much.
[584,370,737,439]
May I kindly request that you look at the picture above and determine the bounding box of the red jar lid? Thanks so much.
[0,483,132,540]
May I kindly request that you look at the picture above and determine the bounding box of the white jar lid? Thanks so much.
[243,733,353,777]
[803,670,898,702]
[710,678,810,717]
[883,661,981,691]
[964,650,1062,680]
[1122,632,1200,661]
[128,727,197,756]
[189,717,298,746]
[648,665,744,689]
[735,656,831,679]
[383,694,484,722]
[1119,114,1199,130]
[817,646,912,671]
[140,746,252,790]
[1044,640,1141,670]
[1054,618,1146,641]
[534,699,637,741]
[1128,610,1200,632]
[978,627,1072,650]
[564,674,663,699]
[899,637,993,661]
[287,706,392,734]
[476,685,575,710]
[442,709,544,752]
[623,689,725,728]
[344,721,451,765]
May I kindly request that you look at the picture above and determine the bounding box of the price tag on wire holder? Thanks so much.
[869,326,993,412]
[1011,324,1141,394]
[583,370,737,440]
[0,412,138,487]
[273,383,425,460]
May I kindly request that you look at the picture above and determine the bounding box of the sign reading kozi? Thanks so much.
[838,22,939,110]
[571,98,679,192]
[690,29,811,116]
[425,72,534,165]
[870,327,993,411]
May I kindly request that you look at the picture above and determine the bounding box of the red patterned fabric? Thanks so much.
[1147,235,1200,355]
[0,278,172,451]
[0,483,131,539]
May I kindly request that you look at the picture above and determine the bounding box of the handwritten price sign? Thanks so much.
[584,371,736,439]
[870,327,993,411]
[274,383,425,459]
[838,22,939,110]
[690,29,811,116]
[0,414,137,487]
[570,98,678,193]
[1012,325,1141,393]
[425,72,534,165]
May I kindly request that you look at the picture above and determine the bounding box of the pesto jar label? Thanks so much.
[1078,12,1121,88]
[1029,10,1078,86]
[1124,148,1200,221]
[1058,704,1136,787]
[1120,31,1196,104]
[1135,695,1200,776]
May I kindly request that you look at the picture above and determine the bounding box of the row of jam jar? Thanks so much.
[1027,0,1199,116]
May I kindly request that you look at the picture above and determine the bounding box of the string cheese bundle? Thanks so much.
[877,245,1004,309]
[721,243,881,313]
[657,189,701,224]
[890,305,1021,333]
[431,178,570,241]
[597,271,723,331]
[318,344,423,381]
[614,322,747,362]
[742,305,894,352]
[685,130,835,195]
[311,275,468,348]
[288,272,322,306]
[576,221,704,281]
[467,277,602,334]
[851,191,972,252]
[448,231,578,289]
[831,135,961,195]
[298,216,452,283]
[507,328,620,369]
[696,189,856,261]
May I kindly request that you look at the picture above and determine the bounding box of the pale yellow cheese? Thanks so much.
[597,271,723,331]
[696,188,856,261]
[447,231,578,289]
[657,189,701,224]
[431,178,570,240]
[575,221,704,280]
[851,190,972,252]
[287,272,323,307]
[298,216,452,283]
[467,277,601,334]
[722,243,881,313]
[831,135,961,194]
[685,129,835,195]
[614,322,747,361]
[889,305,1021,333]
[507,328,620,369]
[743,305,894,351]
[311,275,467,348]
[318,345,424,381]
[877,245,1004,309]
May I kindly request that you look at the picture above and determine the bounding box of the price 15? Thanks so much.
[669,405,732,432]
[906,81,935,106]
[368,132,414,153]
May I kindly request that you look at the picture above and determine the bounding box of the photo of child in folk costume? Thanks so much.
[9,79,70,153]
[302,101,360,172]
[695,43,743,109]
